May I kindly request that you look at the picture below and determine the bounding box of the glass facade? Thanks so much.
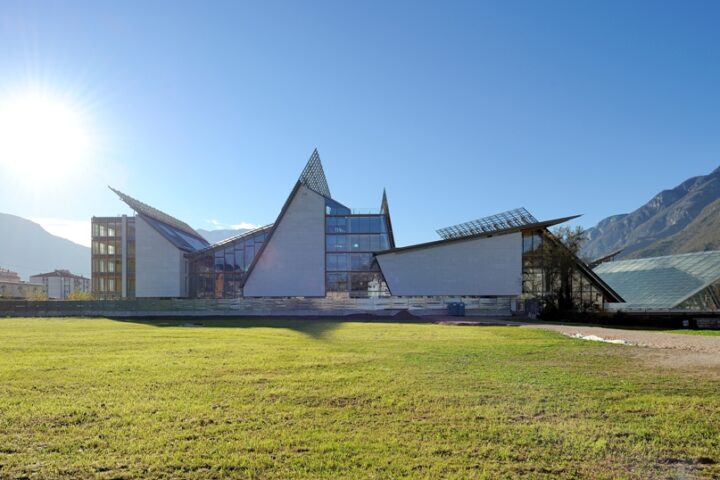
[186,197,394,299]
[522,229,607,310]
[91,216,135,299]
[187,227,270,298]
[325,200,392,298]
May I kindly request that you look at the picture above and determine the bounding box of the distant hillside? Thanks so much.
[582,166,720,260]
[0,213,90,281]
[196,228,249,245]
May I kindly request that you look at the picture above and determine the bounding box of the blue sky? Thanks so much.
[0,0,719,247]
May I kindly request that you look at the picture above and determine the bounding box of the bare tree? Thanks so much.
[540,226,588,313]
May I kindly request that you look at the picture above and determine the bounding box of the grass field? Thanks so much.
[1,318,718,479]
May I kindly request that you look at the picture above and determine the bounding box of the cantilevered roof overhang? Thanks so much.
[374,214,624,304]
[109,186,210,252]
[375,215,581,255]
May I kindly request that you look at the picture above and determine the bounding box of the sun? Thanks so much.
[0,91,92,183]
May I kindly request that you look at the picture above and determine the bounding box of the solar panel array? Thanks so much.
[298,149,331,198]
[109,187,206,240]
[436,208,539,239]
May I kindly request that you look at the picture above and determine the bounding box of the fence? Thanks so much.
[0,296,515,318]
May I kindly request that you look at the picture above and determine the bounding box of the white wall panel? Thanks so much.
[135,216,185,297]
[244,185,326,297]
[376,233,522,296]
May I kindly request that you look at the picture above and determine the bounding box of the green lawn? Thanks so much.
[0,318,718,479]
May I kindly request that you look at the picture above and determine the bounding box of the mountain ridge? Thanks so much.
[582,167,720,260]
[0,213,90,281]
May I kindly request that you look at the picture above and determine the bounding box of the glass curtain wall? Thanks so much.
[325,202,391,298]
[521,229,606,310]
[188,228,269,298]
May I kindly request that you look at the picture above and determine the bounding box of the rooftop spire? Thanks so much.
[298,148,331,198]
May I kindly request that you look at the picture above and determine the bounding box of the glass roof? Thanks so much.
[110,187,202,238]
[298,149,331,198]
[436,208,538,239]
[141,214,209,252]
[594,251,720,308]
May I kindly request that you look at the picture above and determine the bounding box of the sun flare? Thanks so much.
[0,91,92,183]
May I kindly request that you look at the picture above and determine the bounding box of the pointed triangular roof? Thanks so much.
[298,149,331,198]
[380,188,396,249]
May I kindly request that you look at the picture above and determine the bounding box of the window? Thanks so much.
[214,253,224,273]
[326,235,348,252]
[225,250,235,272]
[327,254,349,271]
[326,272,349,291]
[350,217,371,233]
[350,253,372,271]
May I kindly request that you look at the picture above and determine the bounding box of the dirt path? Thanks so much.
[525,324,720,374]
[525,324,720,354]
[434,317,720,373]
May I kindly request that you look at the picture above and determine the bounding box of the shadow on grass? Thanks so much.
[109,314,430,339]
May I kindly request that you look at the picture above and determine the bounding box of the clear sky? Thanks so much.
[1,0,719,247]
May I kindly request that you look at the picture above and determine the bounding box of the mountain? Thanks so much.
[582,166,720,260]
[196,228,250,245]
[0,213,90,281]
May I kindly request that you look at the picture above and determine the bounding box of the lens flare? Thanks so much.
[0,91,92,184]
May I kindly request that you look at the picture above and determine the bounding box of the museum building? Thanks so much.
[91,150,622,309]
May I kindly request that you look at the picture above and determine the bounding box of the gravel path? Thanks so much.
[433,316,720,354]
[525,324,720,354]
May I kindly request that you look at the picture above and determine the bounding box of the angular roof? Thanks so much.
[109,187,204,239]
[139,215,210,252]
[594,251,720,309]
[380,188,396,249]
[188,224,274,256]
[376,215,581,255]
[109,187,209,252]
[298,149,331,198]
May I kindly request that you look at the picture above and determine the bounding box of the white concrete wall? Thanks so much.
[376,232,522,296]
[244,185,326,297]
[135,216,186,297]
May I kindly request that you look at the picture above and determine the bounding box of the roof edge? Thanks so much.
[109,186,206,241]
[240,181,305,288]
[375,215,581,256]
